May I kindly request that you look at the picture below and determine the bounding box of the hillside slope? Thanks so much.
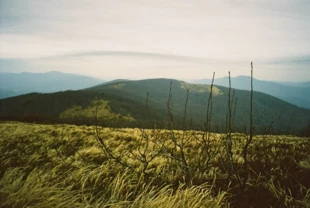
[192,76,310,109]
[1,78,309,135]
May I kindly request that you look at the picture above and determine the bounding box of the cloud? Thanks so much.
[0,0,309,81]
[1,0,310,60]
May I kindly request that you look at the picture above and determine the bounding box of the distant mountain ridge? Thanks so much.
[275,81,310,88]
[1,78,309,135]
[191,76,310,109]
[0,71,104,98]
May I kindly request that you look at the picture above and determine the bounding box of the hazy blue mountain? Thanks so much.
[275,81,310,88]
[0,71,104,98]
[192,76,310,109]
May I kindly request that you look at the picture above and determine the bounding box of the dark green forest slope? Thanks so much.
[1,79,309,135]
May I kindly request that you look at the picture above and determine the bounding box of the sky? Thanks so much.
[0,0,310,81]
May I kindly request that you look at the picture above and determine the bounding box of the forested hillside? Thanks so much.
[192,76,310,109]
[1,79,310,135]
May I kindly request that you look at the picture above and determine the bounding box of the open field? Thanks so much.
[1,121,310,207]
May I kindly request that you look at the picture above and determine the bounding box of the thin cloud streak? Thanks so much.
[1,52,309,82]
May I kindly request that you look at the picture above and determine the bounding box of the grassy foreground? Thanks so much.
[0,121,310,207]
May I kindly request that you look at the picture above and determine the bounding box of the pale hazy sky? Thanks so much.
[0,0,310,81]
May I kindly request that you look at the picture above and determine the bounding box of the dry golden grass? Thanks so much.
[0,121,309,207]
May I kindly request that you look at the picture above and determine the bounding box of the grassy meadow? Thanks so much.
[1,121,310,207]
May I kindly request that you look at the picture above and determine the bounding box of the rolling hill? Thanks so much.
[0,71,104,98]
[1,78,310,135]
[192,76,310,109]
